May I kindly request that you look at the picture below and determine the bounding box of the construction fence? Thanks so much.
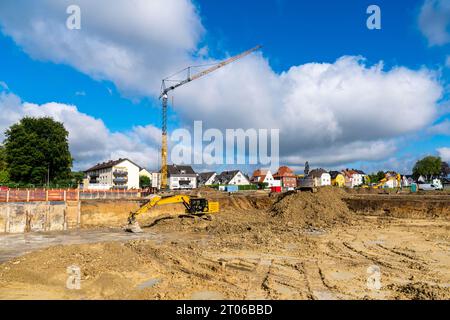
[0,188,156,203]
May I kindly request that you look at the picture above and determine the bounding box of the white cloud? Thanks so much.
[428,119,450,135]
[174,56,442,167]
[0,0,446,169]
[0,90,161,171]
[418,0,450,46]
[437,147,450,161]
[0,0,204,97]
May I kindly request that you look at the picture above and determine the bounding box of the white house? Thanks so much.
[139,168,152,179]
[198,172,217,186]
[84,158,140,190]
[342,169,365,188]
[309,169,331,187]
[167,165,197,190]
[215,170,250,185]
[251,169,277,187]
[151,172,161,189]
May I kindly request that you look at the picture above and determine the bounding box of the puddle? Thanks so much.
[272,283,297,296]
[191,291,224,300]
[136,278,161,290]
[365,240,385,245]
[329,271,355,281]
[313,290,337,300]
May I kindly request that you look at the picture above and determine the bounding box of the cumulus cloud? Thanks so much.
[174,56,442,167]
[438,147,450,161]
[0,0,204,97]
[0,90,161,171]
[0,0,446,169]
[418,0,450,46]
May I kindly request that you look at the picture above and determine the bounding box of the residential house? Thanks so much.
[273,166,297,189]
[167,165,197,190]
[330,171,345,187]
[342,169,365,188]
[151,172,161,189]
[401,175,413,188]
[198,172,217,187]
[308,168,331,187]
[139,168,152,179]
[251,169,278,187]
[215,170,250,185]
[383,171,401,188]
[84,158,140,190]
[442,178,450,190]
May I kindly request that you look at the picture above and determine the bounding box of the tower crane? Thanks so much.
[158,45,262,189]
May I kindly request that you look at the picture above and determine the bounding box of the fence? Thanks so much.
[0,188,156,203]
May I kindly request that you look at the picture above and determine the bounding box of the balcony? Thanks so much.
[113,170,128,177]
[113,177,128,184]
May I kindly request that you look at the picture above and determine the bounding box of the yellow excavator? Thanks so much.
[373,173,401,189]
[125,195,220,233]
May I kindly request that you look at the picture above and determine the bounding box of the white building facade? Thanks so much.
[84,158,141,190]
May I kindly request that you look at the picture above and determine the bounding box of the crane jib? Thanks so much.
[158,45,262,188]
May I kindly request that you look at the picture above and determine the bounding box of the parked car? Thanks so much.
[418,183,440,191]
[0,186,8,191]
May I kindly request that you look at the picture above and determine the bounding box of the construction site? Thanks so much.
[0,2,449,304]
[0,187,449,300]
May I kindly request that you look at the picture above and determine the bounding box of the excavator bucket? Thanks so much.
[124,220,143,233]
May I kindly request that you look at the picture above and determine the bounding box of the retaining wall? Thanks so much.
[0,202,69,233]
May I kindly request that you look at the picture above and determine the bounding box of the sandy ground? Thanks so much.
[0,189,449,300]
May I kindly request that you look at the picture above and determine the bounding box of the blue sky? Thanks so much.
[0,0,449,174]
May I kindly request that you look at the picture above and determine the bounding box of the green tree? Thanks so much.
[0,145,9,184]
[139,175,151,188]
[4,117,73,184]
[412,156,441,181]
[0,145,6,171]
[369,171,385,184]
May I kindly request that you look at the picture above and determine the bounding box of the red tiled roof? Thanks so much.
[274,166,295,178]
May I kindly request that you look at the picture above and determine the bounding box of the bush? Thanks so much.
[238,184,258,191]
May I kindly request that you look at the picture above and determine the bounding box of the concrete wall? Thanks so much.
[0,202,68,233]
[0,199,186,233]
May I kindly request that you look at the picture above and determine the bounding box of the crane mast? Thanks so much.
[159,45,262,189]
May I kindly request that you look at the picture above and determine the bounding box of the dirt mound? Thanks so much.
[388,282,450,300]
[270,187,353,228]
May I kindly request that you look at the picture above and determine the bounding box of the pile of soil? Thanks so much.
[388,282,450,300]
[270,187,353,229]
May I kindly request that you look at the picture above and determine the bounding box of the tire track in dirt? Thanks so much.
[245,258,273,300]
[296,260,339,300]
[374,244,429,272]
[342,242,396,270]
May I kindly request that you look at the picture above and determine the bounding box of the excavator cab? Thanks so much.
[186,198,209,214]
